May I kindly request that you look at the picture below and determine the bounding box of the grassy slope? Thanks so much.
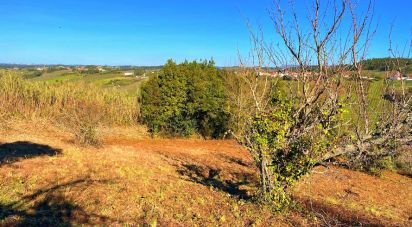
[0,122,411,226]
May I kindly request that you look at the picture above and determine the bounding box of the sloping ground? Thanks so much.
[294,166,412,226]
[0,123,411,226]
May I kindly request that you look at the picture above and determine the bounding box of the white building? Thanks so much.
[124,72,134,76]
[388,71,411,81]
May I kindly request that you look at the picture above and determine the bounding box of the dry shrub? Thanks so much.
[60,102,105,146]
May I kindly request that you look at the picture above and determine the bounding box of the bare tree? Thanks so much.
[341,24,412,172]
[234,0,411,209]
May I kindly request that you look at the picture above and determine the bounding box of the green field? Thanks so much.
[27,70,150,96]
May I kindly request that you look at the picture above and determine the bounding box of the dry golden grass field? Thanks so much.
[0,120,411,226]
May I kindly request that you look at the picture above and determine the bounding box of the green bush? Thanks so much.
[365,156,395,176]
[140,60,229,138]
[241,91,340,210]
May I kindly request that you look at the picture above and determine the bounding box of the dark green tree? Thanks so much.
[140,60,229,138]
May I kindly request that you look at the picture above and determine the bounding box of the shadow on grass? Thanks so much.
[177,163,252,200]
[0,178,113,226]
[0,141,62,165]
[217,153,250,167]
[153,149,256,200]
[297,198,391,227]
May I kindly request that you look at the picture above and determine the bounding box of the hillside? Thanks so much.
[1,122,411,226]
[362,58,412,73]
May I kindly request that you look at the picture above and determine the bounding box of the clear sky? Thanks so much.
[0,0,410,66]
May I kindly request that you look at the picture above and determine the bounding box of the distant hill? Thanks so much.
[361,58,412,73]
[0,63,163,71]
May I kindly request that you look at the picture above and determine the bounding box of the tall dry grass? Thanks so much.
[0,71,140,144]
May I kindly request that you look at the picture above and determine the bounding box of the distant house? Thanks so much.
[257,71,272,77]
[136,73,147,78]
[124,71,134,76]
[389,71,402,80]
[388,71,411,81]
[257,70,303,79]
[360,76,374,81]
[97,67,107,72]
[76,67,88,72]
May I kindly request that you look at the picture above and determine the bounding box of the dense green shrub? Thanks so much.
[140,60,229,138]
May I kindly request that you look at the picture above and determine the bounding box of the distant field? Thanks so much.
[28,70,150,95]
[363,70,387,79]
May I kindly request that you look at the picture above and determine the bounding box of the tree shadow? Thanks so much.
[297,198,391,227]
[217,153,250,167]
[0,178,113,226]
[153,149,256,200]
[0,141,62,165]
[177,163,252,200]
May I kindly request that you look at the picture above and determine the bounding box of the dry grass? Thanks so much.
[0,123,297,226]
[0,71,139,125]
[0,71,140,145]
[294,166,412,226]
[0,122,411,226]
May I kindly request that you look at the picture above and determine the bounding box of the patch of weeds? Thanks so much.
[0,175,25,204]
[325,197,340,205]
[365,205,398,220]
[75,121,101,146]
[366,206,380,216]
[219,214,226,223]
[228,199,244,218]
[175,213,185,222]
[395,148,412,177]
[26,176,39,191]
[116,166,131,178]
[346,202,358,210]
[373,157,395,176]
[59,102,104,147]
[359,155,396,176]
[197,197,206,206]
[140,202,159,226]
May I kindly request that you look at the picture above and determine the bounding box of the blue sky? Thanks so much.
[0,0,410,66]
